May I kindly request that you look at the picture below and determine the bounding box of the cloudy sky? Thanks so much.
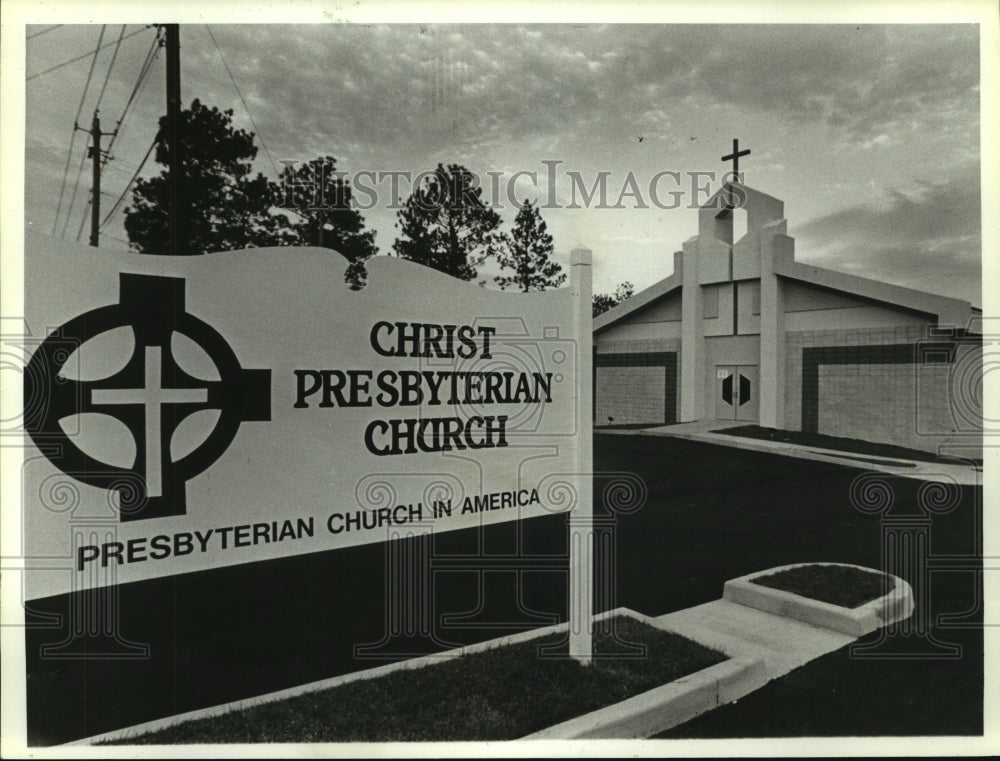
[22,21,982,304]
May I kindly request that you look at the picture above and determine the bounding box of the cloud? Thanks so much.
[30,24,980,173]
[271,24,973,193]
[23,22,982,289]
[673,25,978,145]
[794,169,982,305]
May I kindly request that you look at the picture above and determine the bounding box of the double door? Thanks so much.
[715,365,758,421]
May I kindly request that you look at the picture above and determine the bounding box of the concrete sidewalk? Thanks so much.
[652,599,854,684]
[597,420,981,486]
[532,574,904,739]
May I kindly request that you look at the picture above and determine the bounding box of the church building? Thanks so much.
[593,180,983,457]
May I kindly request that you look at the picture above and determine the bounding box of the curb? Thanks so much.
[670,430,916,467]
[521,608,767,739]
[723,562,914,637]
[520,656,765,739]
[640,429,979,486]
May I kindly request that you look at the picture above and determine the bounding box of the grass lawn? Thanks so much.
[750,564,895,608]
[102,616,725,744]
[712,425,980,465]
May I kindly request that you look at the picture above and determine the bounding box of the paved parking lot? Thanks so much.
[593,433,983,737]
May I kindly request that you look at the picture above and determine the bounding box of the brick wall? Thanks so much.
[785,326,982,455]
[595,364,667,425]
[594,339,680,426]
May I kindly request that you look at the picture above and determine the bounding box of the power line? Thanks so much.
[105,29,162,161]
[26,25,62,40]
[61,147,90,238]
[52,25,106,235]
[99,231,131,246]
[75,198,91,242]
[100,133,158,230]
[52,143,79,236]
[27,26,151,82]
[72,26,127,241]
[97,29,164,239]
[106,158,139,173]
[204,24,278,176]
[118,33,162,123]
[94,25,127,112]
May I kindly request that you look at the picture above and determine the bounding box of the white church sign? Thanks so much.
[21,231,593,651]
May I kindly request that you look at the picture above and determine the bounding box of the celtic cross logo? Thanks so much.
[24,273,271,522]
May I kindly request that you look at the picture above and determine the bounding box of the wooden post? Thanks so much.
[88,113,101,247]
[165,24,184,255]
[569,246,593,664]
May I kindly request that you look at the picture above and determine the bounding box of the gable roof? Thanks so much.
[593,251,682,333]
[593,180,976,334]
[773,254,973,328]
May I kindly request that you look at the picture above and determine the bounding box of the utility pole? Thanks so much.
[89,113,102,247]
[83,111,114,247]
[164,23,185,254]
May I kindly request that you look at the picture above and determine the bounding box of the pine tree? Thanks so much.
[124,102,378,289]
[494,199,566,292]
[392,163,501,281]
[277,156,378,289]
[124,99,285,254]
[592,281,635,317]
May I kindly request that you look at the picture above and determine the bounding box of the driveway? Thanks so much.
[592,433,983,737]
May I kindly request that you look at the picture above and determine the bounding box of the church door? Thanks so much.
[714,365,759,422]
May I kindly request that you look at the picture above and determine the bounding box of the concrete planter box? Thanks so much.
[723,562,913,636]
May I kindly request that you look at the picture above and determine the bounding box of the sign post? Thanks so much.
[568,247,593,664]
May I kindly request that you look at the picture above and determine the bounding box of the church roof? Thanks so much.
[593,252,682,334]
[594,182,975,333]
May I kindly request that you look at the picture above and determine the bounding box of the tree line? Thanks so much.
[124,99,633,316]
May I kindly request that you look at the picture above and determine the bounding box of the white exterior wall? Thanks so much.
[593,182,979,452]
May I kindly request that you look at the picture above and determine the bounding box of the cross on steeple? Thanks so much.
[721,138,751,177]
